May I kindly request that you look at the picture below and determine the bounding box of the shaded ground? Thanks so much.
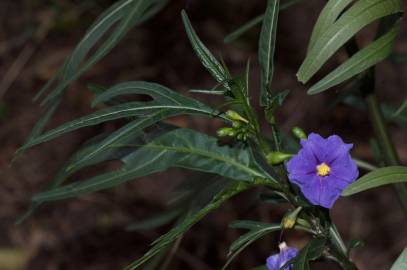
[1,0,407,269]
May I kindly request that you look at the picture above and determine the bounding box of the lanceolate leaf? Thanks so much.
[181,10,231,90]
[17,126,173,224]
[41,0,168,105]
[297,0,402,84]
[25,0,167,150]
[342,166,407,196]
[259,0,280,106]
[222,222,281,270]
[390,247,407,270]
[123,181,254,270]
[223,0,305,43]
[307,0,353,52]
[31,129,273,202]
[307,22,400,95]
[393,99,407,117]
[17,82,223,153]
[291,238,326,270]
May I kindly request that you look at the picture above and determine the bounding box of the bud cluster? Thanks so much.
[217,110,253,141]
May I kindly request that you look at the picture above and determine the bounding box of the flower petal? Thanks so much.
[298,175,341,208]
[266,254,280,270]
[301,133,327,162]
[266,246,298,270]
[324,135,353,164]
[287,147,317,175]
[330,154,359,183]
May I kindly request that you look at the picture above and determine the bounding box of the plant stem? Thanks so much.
[329,224,348,255]
[364,89,407,212]
[346,38,407,214]
[354,158,377,171]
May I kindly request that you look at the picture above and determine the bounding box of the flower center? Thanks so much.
[316,162,330,176]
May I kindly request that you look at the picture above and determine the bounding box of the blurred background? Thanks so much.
[1,0,407,269]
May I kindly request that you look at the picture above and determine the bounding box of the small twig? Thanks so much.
[0,11,53,99]
[354,158,377,171]
[0,44,36,99]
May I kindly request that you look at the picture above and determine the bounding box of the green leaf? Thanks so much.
[16,126,166,224]
[123,181,253,270]
[342,166,407,196]
[291,238,326,270]
[393,99,407,117]
[258,0,280,106]
[341,95,407,127]
[223,0,304,43]
[229,220,275,230]
[41,0,168,105]
[224,15,264,44]
[307,0,353,52]
[127,209,182,231]
[31,129,273,202]
[181,10,231,90]
[390,247,407,270]
[297,0,402,84]
[222,222,281,270]
[17,82,223,154]
[307,21,400,94]
[25,0,167,149]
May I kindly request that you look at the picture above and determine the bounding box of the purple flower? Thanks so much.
[286,133,359,208]
[266,242,298,270]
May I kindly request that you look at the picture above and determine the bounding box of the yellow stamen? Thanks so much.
[316,162,330,176]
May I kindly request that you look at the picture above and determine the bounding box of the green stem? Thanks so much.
[365,90,407,212]
[346,37,407,214]
[354,158,377,171]
[329,224,348,255]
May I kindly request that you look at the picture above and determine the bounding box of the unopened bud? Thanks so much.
[225,110,249,123]
[281,207,302,229]
[292,127,307,140]
[266,152,293,165]
[232,121,242,128]
[217,127,235,137]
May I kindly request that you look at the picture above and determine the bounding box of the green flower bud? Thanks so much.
[232,121,242,128]
[266,152,293,165]
[225,110,249,123]
[292,126,307,140]
[217,127,236,137]
[281,207,302,229]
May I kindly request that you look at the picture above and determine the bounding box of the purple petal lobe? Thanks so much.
[266,245,298,270]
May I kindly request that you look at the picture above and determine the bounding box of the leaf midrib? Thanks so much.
[142,143,265,178]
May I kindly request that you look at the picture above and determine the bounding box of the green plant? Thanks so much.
[15,0,407,269]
